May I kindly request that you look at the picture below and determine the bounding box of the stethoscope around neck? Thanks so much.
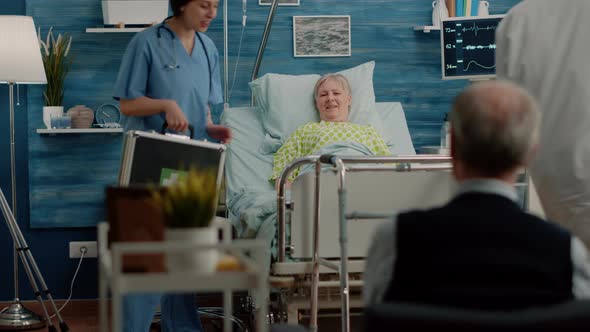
[156,16,212,92]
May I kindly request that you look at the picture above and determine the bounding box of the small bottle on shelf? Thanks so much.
[440,113,451,149]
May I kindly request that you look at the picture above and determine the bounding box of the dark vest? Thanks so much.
[383,192,574,310]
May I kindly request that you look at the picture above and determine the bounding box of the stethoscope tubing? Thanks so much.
[156,17,212,94]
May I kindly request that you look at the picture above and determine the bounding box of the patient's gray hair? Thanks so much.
[314,74,351,101]
[451,80,540,176]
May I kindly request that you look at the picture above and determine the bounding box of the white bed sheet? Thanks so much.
[222,106,274,196]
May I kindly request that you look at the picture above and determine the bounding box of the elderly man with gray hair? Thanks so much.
[363,80,590,310]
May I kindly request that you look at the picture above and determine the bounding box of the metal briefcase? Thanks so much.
[118,130,226,189]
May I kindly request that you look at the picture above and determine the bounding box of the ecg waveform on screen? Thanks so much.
[443,17,504,78]
[463,44,496,51]
[461,23,497,36]
[463,60,495,72]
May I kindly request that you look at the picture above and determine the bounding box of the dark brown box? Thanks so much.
[106,186,165,273]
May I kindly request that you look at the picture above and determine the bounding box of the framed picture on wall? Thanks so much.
[259,0,299,6]
[293,15,351,57]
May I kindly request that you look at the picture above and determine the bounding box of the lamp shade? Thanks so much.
[0,16,47,84]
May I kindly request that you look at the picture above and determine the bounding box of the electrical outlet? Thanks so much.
[69,241,97,258]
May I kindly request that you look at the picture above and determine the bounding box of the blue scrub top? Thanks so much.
[113,23,222,140]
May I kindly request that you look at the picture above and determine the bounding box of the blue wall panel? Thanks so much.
[0,0,519,300]
[27,0,130,228]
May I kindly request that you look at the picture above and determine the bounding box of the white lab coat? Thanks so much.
[496,0,590,246]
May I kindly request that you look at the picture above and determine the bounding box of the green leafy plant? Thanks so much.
[152,169,219,229]
[38,27,72,106]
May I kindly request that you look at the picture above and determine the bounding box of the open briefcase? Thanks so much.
[118,129,226,188]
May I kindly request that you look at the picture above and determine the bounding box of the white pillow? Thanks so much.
[374,102,416,155]
[249,61,377,146]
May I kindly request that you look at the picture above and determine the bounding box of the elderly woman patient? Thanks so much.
[270,74,391,187]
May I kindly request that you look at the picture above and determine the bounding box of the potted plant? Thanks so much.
[38,27,72,129]
[152,168,220,273]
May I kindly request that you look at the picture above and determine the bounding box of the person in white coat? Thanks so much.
[496,0,590,247]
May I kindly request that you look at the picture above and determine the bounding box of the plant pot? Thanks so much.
[42,106,64,129]
[165,226,218,273]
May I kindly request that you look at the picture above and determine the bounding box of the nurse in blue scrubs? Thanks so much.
[113,0,231,330]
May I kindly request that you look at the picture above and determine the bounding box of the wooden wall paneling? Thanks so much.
[27,0,129,228]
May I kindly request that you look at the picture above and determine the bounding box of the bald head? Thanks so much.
[451,80,540,177]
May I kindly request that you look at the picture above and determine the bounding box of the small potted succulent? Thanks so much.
[152,168,219,273]
[38,27,72,129]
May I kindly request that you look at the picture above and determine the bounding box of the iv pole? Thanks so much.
[250,0,280,106]
[223,0,229,111]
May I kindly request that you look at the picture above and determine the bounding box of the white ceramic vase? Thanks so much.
[165,226,218,273]
[43,106,64,129]
[478,1,490,16]
[432,0,449,27]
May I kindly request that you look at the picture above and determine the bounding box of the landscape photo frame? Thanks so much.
[293,15,351,57]
[259,0,300,6]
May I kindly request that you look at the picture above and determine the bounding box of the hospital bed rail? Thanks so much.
[275,154,453,332]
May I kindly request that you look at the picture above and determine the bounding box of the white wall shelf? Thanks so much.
[85,27,147,33]
[37,128,123,135]
[413,25,440,33]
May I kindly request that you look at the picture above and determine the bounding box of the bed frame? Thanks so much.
[273,155,454,331]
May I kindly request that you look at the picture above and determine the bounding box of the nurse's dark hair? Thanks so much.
[170,0,194,17]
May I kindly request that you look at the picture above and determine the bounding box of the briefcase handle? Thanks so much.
[161,121,194,139]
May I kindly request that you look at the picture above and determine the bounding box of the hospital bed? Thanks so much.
[222,102,458,331]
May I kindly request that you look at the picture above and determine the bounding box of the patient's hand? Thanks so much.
[275,179,292,192]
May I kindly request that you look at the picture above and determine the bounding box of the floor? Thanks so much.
[0,300,360,331]
[0,300,261,331]
[300,310,363,332]
[1,300,97,331]
[0,300,159,332]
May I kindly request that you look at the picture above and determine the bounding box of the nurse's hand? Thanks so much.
[206,124,233,144]
[164,101,189,132]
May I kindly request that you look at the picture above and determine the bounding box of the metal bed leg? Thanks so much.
[287,303,299,325]
[111,251,122,332]
[99,268,106,332]
[255,242,269,332]
[333,158,351,332]
[338,187,351,332]
[223,291,232,332]
[98,224,109,332]
[309,161,321,332]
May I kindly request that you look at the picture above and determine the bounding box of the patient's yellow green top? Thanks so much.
[270,121,391,181]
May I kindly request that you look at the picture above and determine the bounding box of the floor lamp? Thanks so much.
[0,16,48,330]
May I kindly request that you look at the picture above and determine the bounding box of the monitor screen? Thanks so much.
[440,15,505,80]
